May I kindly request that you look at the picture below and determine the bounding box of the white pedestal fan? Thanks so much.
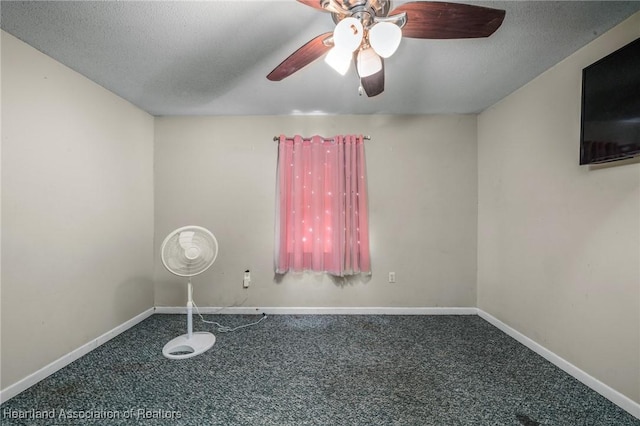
[160,225,219,360]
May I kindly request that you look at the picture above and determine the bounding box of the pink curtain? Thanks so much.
[275,135,371,276]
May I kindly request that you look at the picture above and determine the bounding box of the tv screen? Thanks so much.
[580,37,640,165]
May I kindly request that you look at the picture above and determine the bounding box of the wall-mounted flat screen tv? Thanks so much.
[580,37,640,165]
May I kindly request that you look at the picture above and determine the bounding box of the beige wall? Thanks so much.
[477,13,640,404]
[154,115,478,308]
[0,32,155,389]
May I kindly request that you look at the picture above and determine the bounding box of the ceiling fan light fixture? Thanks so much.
[333,17,364,52]
[325,46,352,75]
[357,47,382,77]
[369,21,402,58]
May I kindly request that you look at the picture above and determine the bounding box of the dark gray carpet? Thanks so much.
[1,314,638,425]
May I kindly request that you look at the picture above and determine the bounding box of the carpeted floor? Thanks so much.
[1,314,638,425]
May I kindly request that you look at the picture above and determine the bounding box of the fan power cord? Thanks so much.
[192,301,267,333]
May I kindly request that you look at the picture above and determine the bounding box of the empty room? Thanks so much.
[1,1,639,425]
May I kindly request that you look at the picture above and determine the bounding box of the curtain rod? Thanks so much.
[273,135,371,142]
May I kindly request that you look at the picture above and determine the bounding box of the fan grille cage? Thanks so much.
[161,226,218,277]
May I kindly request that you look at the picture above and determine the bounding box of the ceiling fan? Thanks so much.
[267,0,505,97]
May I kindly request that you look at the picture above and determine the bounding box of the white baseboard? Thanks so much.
[477,309,640,420]
[154,306,479,316]
[0,307,154,404]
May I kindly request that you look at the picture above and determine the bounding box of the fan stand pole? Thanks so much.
[187,278,193,340]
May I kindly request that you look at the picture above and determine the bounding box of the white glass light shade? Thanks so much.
[325,47,352,75]
[369,22,402,58]
[333,17,364,52]
[357,48,382,77]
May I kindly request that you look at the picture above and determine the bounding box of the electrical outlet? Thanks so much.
[388,272,396,283]
[243,270,251,288]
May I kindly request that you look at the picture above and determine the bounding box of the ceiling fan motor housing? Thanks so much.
[330,0,391,26]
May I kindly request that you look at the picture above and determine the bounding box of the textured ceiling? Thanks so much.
[1,1,639,116]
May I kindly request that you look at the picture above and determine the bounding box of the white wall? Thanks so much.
[154,115,477,308]
[0,31,155,389]
[477,13,640,404]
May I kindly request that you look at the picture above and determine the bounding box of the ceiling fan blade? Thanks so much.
[389,2,505,39]
[298,0,339,13]
[360,60,385,97]
[267,32,333,81]
[296,0,331,13]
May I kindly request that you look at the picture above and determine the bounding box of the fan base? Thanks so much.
[162,332,216,360]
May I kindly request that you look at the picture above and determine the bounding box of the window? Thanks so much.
[275,135,371,276]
